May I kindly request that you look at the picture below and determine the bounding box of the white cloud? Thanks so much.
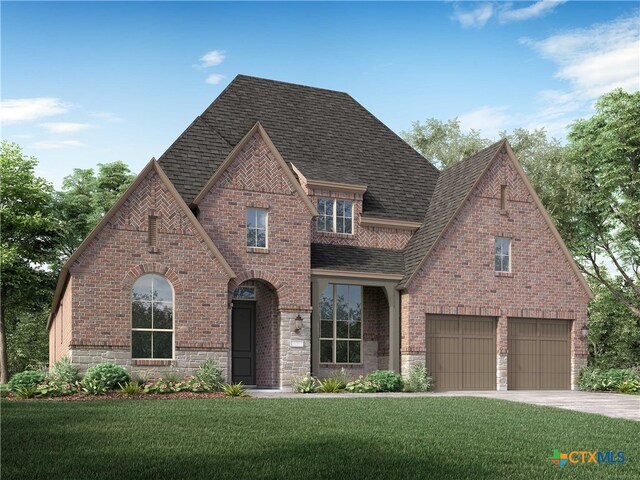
[30,140,84,149]
[452,4,494,28]
[205,73,225,85]
[458,106,514,138]
[499,1,566,23]
[39,122,91,134]
[92,111,123,123]
[199,50,225,68]
[0,98,69,124]
[523,15,639,107]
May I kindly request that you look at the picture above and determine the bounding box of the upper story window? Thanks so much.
[131,274,174,359]
[495,237,511,272]
[317,198,353,234]
[247,208,267,248]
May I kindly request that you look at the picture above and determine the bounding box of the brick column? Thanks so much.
[496,314,508,390]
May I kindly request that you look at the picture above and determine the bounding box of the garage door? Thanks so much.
[426,315,496,390]
[508,318,570,390]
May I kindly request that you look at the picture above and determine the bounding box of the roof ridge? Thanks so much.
[233,74,351,95]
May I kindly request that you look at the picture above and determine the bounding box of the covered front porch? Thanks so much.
[311,272,400,378]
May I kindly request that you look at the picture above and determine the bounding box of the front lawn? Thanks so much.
[2,397,638,479]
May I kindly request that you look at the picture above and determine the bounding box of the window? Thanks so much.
[246,208,267,248]
[131,274,174,359]
[317,198,353,234]
[233,285,256,300]
[319,284,362,364]
[495,237,511,272]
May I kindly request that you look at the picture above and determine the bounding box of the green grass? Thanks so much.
[2,397,638,479]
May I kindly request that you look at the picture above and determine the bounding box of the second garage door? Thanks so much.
[508,318,571,390]
[426,315,496,390]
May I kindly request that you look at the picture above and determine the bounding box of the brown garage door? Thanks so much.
[426,315,496,390]
[508,318,570,390]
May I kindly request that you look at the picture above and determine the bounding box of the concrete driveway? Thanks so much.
[421,390,640,421]
[250,389,640,421]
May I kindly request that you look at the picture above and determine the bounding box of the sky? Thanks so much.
[1,1,639,188]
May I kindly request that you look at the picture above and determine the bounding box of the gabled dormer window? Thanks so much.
[317,198,353,234]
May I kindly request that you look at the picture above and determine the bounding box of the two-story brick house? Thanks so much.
[48,75,592,390]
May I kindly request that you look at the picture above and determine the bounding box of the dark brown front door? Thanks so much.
[508,318,570,390]
[426,314,497,391]
[232,301,256,385]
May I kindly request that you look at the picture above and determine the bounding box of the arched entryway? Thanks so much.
[230,279,280,388]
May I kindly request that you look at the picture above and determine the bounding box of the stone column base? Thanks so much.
[497,354,508,390]
[401,353,425,378]
[279,311,311,387]
[571,355,587,390]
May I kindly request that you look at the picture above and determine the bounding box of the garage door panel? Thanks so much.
[426,315,496,391]
[508,318,570,390]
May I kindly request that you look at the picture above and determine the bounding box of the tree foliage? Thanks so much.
[564,89,640,318]
[0,141,59,382]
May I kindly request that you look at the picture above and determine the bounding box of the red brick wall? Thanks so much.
[309,188,412,250]
[363,286,389,357]
[67,170,230,356]
[198,133,313,311]
[254,280,279,387]
[49,277,73,363]
[402,148,589,356]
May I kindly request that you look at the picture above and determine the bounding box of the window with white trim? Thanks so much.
[319,284,362,364]
[317,198,353,234]
[131,274,174,359]
[246,208,267,248]
[495,237,511,272]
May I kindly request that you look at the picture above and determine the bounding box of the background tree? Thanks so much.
[56,161,134,259]
[563,89,640,319]
[0,142,59,382]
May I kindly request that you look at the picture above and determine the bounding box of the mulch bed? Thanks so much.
[3,391,238,401]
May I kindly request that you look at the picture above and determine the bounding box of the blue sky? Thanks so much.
[2,1,638,187]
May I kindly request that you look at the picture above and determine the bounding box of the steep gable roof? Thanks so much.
[399,140,505,289]
[158,75,439,221]
[48,160,235,329]
[192,122,318,216]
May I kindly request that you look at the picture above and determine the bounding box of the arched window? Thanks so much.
[131,274,174,359]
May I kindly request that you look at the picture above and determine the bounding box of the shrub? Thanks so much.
[83,363,130,391]
[161,370,182,383]
[36,380,79,397]
[196,359,224,391]
[330,368,350,389]
[81,378,108,395]
[618,377,640,394]
[319,377,343,393]
[346,376,377,393]
[365,370,404,392]
[119,381,143,395]
[404,363,433,392]
[8,371,45,392]
[292,374,319,393]
[144,379,177,394]
[222,382,249,397]
[49,357,80,383]
[131,370,153,385]
[579,367,640,391]
[14,385,39,399]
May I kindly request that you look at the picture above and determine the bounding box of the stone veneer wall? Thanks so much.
[69,348,230,379]
[402,147,590,389]
[279,311,311,387]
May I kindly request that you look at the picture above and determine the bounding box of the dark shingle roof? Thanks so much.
[399,140,505,288]
[311,243,404,276]
[158,75,439,221]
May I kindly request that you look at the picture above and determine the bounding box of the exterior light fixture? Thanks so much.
[294,314,303,332]
[581,325,589,338]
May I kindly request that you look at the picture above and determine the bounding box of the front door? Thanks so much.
[232,301,256,385]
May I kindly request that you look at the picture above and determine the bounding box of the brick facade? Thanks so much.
[401,148,590,388]
[55,168,231,376]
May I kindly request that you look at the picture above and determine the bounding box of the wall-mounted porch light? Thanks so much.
[581,324,589,338]
[294,314,303,332]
